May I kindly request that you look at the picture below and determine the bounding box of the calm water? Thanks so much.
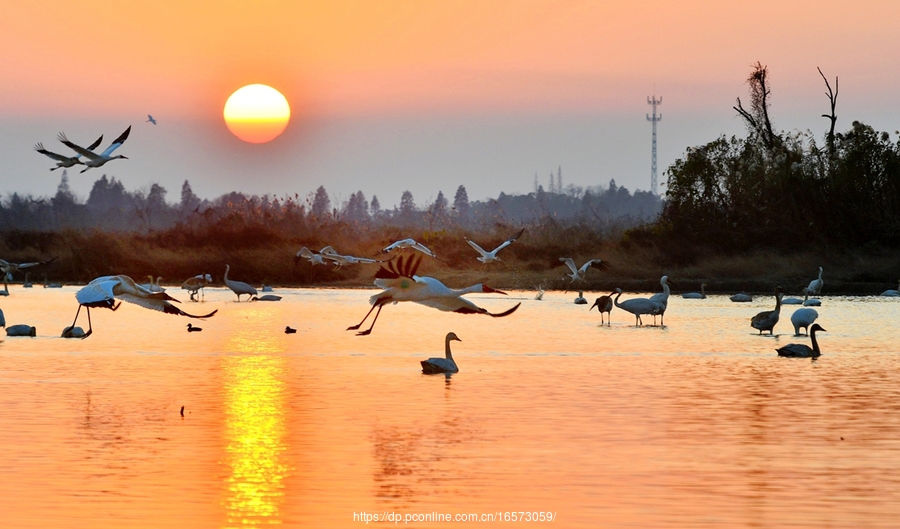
[1,286,899,528]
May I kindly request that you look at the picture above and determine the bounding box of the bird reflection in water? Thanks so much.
[223,329,289,527]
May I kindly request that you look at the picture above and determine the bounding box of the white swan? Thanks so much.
[574,291,587,304]
[880,280,900,297]
[465,228,524,264]
[347,255,520,335]
[6,324,36,337]
[421,332,461,374]
[807,267,824,296]
[777,324,826,358]
[802,288,821,306]
[790,307,819,336]
[382,238,437,258]
[224,264,258,301]
[730,292,752,302]
[58,126,131,173]
[682,283,706,299]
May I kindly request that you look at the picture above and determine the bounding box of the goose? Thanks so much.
[69,275,218,338]
[146,115,157,125]
[181,273,212,301]
[285,326,297,334]
[880,281,900,297]
[807,267,824,296]
[790,308,819,336]
[6,324,36,337]
[186,323,202,332]
[730,292,752,302]
[465,228,525,265]
[421,332,461,374]
[802,288,821,307]
[574,291,588,304]
[613,288,664,326]
[682,283,707,299]
[347,254,520,336]
[589,291,616,325]
[224,264,257,301]
[777,324,826,358]
[750,287,783,335]
[382,238,437,259]
[58,125,131,173]
[648,275,673,325]
[34,135,103,170]
[559,257,610,287]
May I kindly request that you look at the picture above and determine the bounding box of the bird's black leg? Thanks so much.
[81,307,93,339]
[347,303,378,331]
[356,305,383,336]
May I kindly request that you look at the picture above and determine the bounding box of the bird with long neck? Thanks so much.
[589,291,616,325]
[750,286,784,335]
[613,288,663,327]
[224,264,257,301]
[777,324,826,358]
[421,332,462,374]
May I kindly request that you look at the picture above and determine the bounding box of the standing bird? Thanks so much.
[574,291,588,304]
[58,125,131,173]
[559,257,609,287]
[750,287,784,335]
[465,228,525,265]
[613,288,664,327]
[69,275,218,339]
[649,275,673,325]
[421,332,462,374]
[34,135,103,171]
[181,273,212,301]
[186,323,202,332]
[139,275,165,292]
[790,308,819,336]
[682,283,707,299]
[880,280,900,297]
[382,238,438,259]
[224,265,257,301]
[146,115,157,125]
[347,254,520,336]
[0,257,57,292]
[589,291,616,325]
[777,324,826,358]
[807,267,824,297]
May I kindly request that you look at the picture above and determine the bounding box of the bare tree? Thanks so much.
[734,62,777,151]
[817,66,839,157]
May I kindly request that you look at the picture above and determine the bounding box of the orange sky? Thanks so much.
[3,1,900,202]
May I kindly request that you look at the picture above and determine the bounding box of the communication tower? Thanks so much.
[646,95,662,195]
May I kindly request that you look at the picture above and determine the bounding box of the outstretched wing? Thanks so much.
[466,238,489,257]
[415,297,522,317]
[34,143,73,162]
[58,132,100,160]
[492,227,525,253]
[559,257,578,275]
[580,259,609,273]
[100,126,131,157]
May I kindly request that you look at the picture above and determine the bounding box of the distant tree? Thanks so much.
[344,190,369,222]
[180,179,201,212]
[557,166,563,194]
[311,185,331,220]
[52,171,76,207]
[399,190,416,223]
[453,185,470,218]
[87,175,128,213]
[428,190,449,228]
[370,195,381,218]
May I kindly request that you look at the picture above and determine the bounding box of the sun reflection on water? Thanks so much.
[222,327,289,527]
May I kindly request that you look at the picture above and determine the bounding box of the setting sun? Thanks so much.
[223,84,291,143]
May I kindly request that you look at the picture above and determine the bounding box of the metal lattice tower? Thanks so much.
[646,95,662,195]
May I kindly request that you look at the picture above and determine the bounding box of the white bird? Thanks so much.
[382,238,437,259]
[880,280,900,297]
[574,291,587,304]
[421,332,462,374]
[0,257,57,291]
[750,287,784,335]
[613,288,664,327]
[589,291,616,325]
[62,326,86,338]
[139,275,165,293]
[294,246,329,266]
[147,115,157,125]
[58,125,131,173]
[465,228,525,265]
[807,266,824,296]
[320,251,382,271]
[682,283,707,299]
[790,307,819,336]
[802,288,821,307]
[730,292,752,303]
[534,287,544,301]
[252,294,282,301]
[781,292,804,305]
[6,324,36,337]
[347,254,521,336]
[69,275,218,338]
[34,135,103,171]
[181,273,212,301]
[777,324,826,358]
[261,285,274,292]
[649,275,673,325]
[559,257,610,286]
[224,264,257,301]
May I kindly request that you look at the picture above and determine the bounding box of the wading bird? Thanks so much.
[465,228,525,265]
[0,257,57,292]
[421,332,462,374]
[574,291,587,304]
[70,275,218,339]
[790,307,819,336]
[807,267,824,296]
[613,288,663,327]
[181,274,212,301]
[751,286,784,335]
[382,238,437,259]
[58,125,131,173]
[682,283,707,299]
[777,324,826,358]
[589,291,616,325]
[649,275,673,325]
[34,135,103,171]
[881,280,900,297]
[559,258,609,287]
[347,254,520,336]
[224,264,257,301]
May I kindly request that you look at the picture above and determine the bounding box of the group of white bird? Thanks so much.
[34,126,132,173]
